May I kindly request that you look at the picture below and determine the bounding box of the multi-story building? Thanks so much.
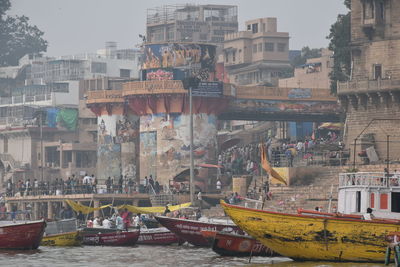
[146,4,238,44]
[223,18,291,86]
[338,0,400,164]
[0,43,141,189]
[279,48,333,89]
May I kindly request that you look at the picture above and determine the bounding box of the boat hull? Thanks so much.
[155,216,243,247]
[0,220,46,250]
[82,230,140,246]
[201,230,277,257]
[137,228,181,245]
[221,201,400,262]
[41,231,81,246]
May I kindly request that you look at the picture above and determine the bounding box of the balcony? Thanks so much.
[86,90,124,104]
[338,79,400,95]
[0,94,53,107]
[339,172,400,189]
[122,80,186,96]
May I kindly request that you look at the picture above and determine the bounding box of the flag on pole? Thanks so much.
[260,143,288,185]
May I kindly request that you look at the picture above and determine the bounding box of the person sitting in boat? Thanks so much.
[93,217,102,228]
[163,205,171,216]
[86,218,94,228]
[133,213,141,229]
[116,212,124,230]
[363,207,375,220]
[102,216,112,229]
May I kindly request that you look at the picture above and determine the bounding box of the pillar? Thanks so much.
[140,112,218,187]
[93,200,100,218]
[97,113,140,183]
[47,201,53,220]
[33,202,39,220]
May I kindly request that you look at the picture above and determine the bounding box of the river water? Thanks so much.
[0,245,387,267]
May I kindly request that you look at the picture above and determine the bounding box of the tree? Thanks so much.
[280,46,322,79]
[0,0,47,66]
[327,0,351,95]
[291,46,322,68]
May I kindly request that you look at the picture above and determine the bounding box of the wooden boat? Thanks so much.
[221,200,400,263]
[0,220,46,250]
[82,229,140,246]
[137,227,182,245]
[201,230,277,257]
[154,216,244,247]
[41,231,81,246]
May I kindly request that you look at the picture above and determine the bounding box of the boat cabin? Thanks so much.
[338,172,400,219]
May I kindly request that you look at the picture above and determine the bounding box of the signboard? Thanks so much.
[142,43,216,71]
[192,82,223,97]
[288,88,312,99]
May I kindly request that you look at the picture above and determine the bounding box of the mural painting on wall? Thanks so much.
[142,43,216,71]
[98,115,122,180]
[140,131,157,179]
[139,113,217,182]
[235,99,340,113]
[116,114,139,143]
[121,142,137,180]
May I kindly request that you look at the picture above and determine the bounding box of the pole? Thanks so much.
[387,135,390,174]
[353,139,356,171]
[40,111,44,182]
[189,86,195,205]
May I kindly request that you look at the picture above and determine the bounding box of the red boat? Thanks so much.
[0,220,46,250]
[82,230,140,246]
[137,227,182,245]
[154,216,244,247]
[201,230,278,257]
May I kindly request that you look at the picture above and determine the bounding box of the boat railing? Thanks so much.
[338,172,400,188]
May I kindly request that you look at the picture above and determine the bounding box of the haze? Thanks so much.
[9,0,348,56]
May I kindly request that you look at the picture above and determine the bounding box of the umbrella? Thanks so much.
[220,138,242,151]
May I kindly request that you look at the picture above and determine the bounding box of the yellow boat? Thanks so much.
[41,231,81,246]
[221,200,400,262]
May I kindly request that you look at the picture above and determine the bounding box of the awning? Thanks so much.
[220,138,242,151]
[318,122,343,131]
[197,163,224,169]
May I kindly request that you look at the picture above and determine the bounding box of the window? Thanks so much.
[232,51,236,62]
[373,64,382,80]
[247,25,251,31]
[120,69,131,78]
[91,62,107,73]
[363,0,375,20]
[253,44,257,53]
[225,52,228,63]
[392,193,400,212]
[252,23,258,33]
[278,43,286,52]
[264,42,274,52]
[258,43,262,52]
[356,191,361,213]
[3,136,8,153]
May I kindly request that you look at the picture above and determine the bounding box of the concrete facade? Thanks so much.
[146,4,238,44]
[223,18,291,86]
[279,49,333,89]
[338,0,400,165]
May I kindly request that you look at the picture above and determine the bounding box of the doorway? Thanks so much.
[391,192,400,212]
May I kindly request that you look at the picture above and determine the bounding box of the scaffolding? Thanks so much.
[146,4,238,25]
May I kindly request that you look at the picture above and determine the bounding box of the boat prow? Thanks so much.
[221,200,400,262]
[41,231,81,246]
[0,220,46,250]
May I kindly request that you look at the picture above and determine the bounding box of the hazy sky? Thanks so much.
[9,0,348,57]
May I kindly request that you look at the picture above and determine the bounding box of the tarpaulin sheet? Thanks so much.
[56,108,78,130]
[46,108,59,128]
